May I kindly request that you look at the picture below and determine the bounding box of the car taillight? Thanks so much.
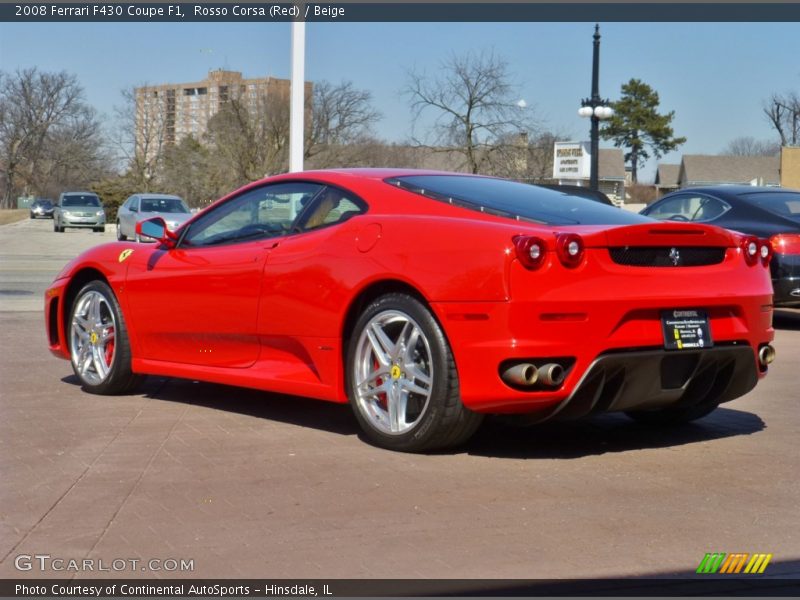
[770,233,800,255]
[555,233,585,268]
[513,235,547,270]
[741,235,759,266]
[759,239,773,266]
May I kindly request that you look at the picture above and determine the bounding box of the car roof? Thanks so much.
[134,193,184,200]
[292,168,490,180]
[666,185,799,199]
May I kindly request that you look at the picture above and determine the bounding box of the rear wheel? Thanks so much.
[69,280,142,395]
[347,293,483,452]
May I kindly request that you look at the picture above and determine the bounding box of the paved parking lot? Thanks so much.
[1,217,798,580]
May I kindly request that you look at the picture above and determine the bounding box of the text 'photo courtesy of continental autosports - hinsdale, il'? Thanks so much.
[44,169,776,452]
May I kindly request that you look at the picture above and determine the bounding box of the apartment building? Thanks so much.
[135,69,310,156]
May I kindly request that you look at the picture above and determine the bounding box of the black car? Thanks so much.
[642,186,800,306]
[30,198,55,219]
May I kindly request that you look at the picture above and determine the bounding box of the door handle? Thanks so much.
[265,241,280,250]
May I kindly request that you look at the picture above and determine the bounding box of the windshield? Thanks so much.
[140,198,190,213]
[62,195,101,208]
[386,175,650,225]
[739,191,800,220]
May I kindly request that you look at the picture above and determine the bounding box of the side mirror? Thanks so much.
[130,206,138,213]
[136,217,177,247]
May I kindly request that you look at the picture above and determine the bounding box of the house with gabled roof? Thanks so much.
[677,155,780,188]
[654,163,680,197]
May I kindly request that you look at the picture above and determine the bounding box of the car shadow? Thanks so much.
[774,308,800,331]
[62,374,765,458]
[463,408,765,459]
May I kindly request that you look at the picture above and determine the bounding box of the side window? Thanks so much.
[647,194,727,222]
[298,187,365,232]
[647,195,696,221]
[182,182,324,247]
[692,197,729,222]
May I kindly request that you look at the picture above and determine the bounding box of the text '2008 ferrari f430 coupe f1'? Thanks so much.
[45,169,776,452]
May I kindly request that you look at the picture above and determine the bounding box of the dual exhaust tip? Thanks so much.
[758,344,776,367]
[502,362,566,389]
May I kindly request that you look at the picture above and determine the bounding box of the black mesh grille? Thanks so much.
[609,246,726,267]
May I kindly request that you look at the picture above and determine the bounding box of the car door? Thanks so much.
[258,186,367,341]
[122,181,325,368]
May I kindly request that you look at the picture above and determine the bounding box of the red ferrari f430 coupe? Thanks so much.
[45,170,776,451]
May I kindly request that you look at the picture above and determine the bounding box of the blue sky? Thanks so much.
[1,21,798,181]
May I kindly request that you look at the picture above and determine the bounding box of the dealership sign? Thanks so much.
[553,141,591,179]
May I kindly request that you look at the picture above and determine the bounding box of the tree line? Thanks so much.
[2,51,792,212]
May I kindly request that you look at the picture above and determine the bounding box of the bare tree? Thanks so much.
[763,92,800,146]
[111,85,170,192]
[0,68,107,207]
[305,81,381,168]
[722,136,781,157]
[404,50,535,174]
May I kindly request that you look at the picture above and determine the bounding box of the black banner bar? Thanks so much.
[3,578,800,597]
[4,2,800,22]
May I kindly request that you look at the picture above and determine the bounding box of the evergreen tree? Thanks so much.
[601,78,686,182]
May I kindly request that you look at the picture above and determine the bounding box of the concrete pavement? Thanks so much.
[1,217,798,580]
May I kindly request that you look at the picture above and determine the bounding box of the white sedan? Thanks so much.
[117,194,192,242]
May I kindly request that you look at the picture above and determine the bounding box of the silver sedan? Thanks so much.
[117,194,192,242]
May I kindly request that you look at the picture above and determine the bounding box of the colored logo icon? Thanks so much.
[696,552,772,574]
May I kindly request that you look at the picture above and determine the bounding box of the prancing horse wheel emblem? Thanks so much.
[669,247,681,266]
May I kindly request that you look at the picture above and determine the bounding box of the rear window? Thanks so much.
[386,175,650,225]
[739,191,800,219]
[62,194,101,207]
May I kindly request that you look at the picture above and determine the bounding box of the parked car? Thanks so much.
[44,170,775,452]
[30,198,55,219]
[54,192,105,233]
[642,186,800,307]
[117,194,192,242]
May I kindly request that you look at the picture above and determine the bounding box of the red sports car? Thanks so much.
[45,169,776,452]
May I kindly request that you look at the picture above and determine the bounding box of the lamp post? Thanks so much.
[578,24,614,192]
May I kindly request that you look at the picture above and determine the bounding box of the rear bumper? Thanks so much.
[773,276,800,307]
[772,254,800,306]
[528,345,758,422]
[433,294,773,415]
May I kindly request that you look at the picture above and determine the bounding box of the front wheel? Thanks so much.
[347,293,483,452]
[116,222,127,241]
[69,280,142,394]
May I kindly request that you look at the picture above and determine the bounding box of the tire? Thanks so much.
[625,399,720,426]
[30,213,35,219]
[116,222,127,241]
[347,293,483,452]
[93,226,105,233]
[54,222,63,233]
[68,280,142,395]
